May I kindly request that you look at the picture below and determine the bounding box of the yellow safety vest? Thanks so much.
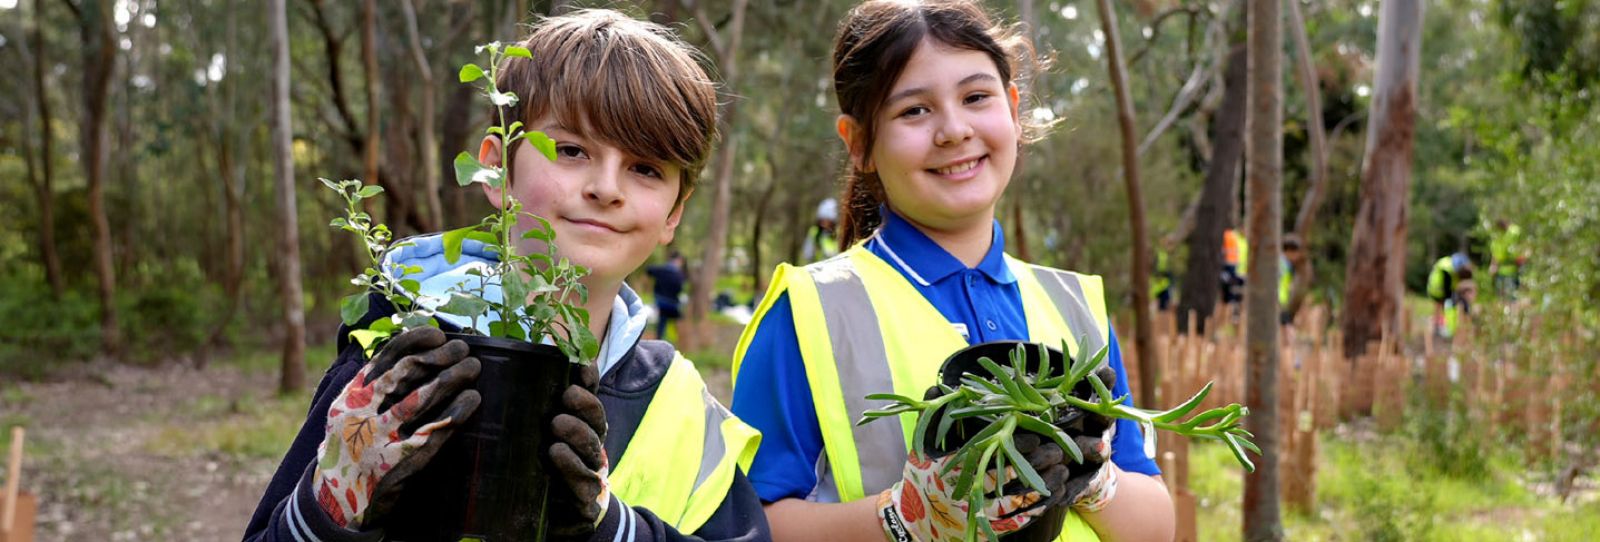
[733,246,1112,541]
[611,353,762,533]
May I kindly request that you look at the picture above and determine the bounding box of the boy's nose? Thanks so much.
[583,167,625,206]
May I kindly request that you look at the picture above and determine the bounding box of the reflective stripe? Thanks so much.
[611,354,761,534]
[806,256,909,500]
[1029,265,1110,358]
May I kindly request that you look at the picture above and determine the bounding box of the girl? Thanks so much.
[729,1,1174,540]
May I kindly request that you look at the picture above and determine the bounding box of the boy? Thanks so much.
[243,10,767,542]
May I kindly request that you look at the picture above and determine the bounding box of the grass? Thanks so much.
[1188,430,1594,541]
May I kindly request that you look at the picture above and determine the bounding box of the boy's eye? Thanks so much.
[631,163,664,179]
[556,144,588,159]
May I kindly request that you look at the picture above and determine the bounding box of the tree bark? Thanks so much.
[1242,0,1283,538]
[1342,0,1424,359]
[77,0,122,358]
[1177,44,1247,335]
[30,0,65,298]
[269,0,308,393]
[400,0,445,231]
[684,0,748,350]
[361,0,383,211]
[1095,0,1161,406]
[1284,0,1328,321]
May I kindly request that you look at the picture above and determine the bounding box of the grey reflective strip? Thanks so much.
[1030,268,1108,361]
[691,389,729,493]
[808,261,907,496]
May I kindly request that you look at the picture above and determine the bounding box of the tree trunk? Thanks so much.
[78,0,121,358]
[1177,44,1247,335]
[270,0,307,393]
[1242,0,1283,538]
[1284,0,1328,321]
[1096,0,1161,406]
[362,0,383,211]
[31,0,65,298]
[400,0,445,232]
[1342,0,1424,359]
[684,0,749,350]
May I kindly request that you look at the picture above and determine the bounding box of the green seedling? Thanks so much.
[859,338,1259,541]
[323,42,598,363]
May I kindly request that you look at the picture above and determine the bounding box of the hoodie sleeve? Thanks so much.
[241,341,374,542]
[588,469,772,542]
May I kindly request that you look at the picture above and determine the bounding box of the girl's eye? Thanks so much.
[965,93,992,105]
[631,163,664,179]
[898,105,930,118]
[556,144,587,159]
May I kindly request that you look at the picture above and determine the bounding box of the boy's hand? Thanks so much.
[311,327,481,530]
[548,362,611,540]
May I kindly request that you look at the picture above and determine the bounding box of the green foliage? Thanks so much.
[859,340,1256,540]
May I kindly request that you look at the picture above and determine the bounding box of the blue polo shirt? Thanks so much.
[730,210,1160,503]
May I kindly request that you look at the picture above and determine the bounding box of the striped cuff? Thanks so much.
[590,494,639,542]
[285,466,384,542]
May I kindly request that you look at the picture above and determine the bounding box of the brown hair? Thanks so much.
[492,9,718,204]
[831,0,1044,249]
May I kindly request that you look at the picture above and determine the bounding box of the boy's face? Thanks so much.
[479,118,689,290]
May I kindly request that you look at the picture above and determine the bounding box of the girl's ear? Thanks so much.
[478,136,506,208]
[1007,83,1023,136]
[836,114,874,173]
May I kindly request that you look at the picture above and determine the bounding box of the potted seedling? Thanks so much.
[860,339,1258,542]
[322,42,599,542]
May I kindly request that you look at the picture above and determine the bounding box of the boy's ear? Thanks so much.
[478,136,506,208]
[660,186,695,246]
[836,114,873,173]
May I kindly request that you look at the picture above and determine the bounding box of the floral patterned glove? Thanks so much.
[311,327,482,529]
[876,438,1069,542]
[1060,365,1121,512]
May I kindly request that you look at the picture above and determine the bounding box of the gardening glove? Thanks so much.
[311,327,482,530]
[548,361,611,540]
[1057,364,1121,513]
[877,389,1072,542]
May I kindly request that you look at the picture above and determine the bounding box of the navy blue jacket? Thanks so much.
[242,298,771,542]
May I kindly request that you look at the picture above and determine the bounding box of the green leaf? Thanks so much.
[329,217,349,229]
[1001,434,1049,495]
[442,225,479,264]
[454,151,503,187]
[369,317,398,334]
[523,131,558,162]
[319,177,340,191]
[466,231,499,246]
[458,63,485,83]
[504,45,532,59]
[1015,414,1083,464]
[399,279,421,294]
[1153,382,1214,423]
[521,224,552,242]
[355,185,384,199]
[350,329,390,358]
[438,292,491,318]
[340,293,370,326]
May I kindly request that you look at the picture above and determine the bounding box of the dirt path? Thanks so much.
[3,362,289,541]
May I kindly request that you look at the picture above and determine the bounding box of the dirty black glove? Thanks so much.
[548,361,610,540]
[1056,364,1120,512]
[311,326,481,529]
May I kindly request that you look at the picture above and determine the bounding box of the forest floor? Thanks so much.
[0,322,744,542]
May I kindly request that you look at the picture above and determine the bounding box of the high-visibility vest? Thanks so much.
[611,352,762,533]
[1150,248,1172,297]
[733,246,1112,541]
[807,225,842,261]
[1223,229,1249,270]
[1427,256,1457,301]
[1279,255,1292,307]
[1489,224,1523,277]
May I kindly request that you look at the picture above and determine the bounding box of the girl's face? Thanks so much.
[856,38,1021,234]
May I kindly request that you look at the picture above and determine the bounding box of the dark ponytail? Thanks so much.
[829,0,1043,249]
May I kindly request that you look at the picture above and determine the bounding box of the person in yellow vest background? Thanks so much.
[728,2,1174,541]
[1427,252,1475,339]
[1279,237,1303,326]
[243,11,767,542]
[1152,238,1176,312]
[1488,219,1526,298]
[803,198,843,263]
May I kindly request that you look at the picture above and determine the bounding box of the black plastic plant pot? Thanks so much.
[384,332,573,541]
[927,341,1089,542]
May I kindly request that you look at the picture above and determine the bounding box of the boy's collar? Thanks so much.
[872,207,1015,287]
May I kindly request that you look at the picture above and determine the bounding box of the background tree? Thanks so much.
[1342,0,1425,358]
[1242,0,1283,538]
